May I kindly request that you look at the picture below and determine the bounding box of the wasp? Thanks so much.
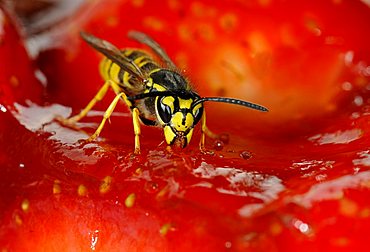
[60,31,268,154]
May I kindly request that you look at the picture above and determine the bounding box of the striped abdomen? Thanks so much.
[99,49,159,91]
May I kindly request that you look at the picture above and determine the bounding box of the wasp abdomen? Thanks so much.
[99,49,160,90]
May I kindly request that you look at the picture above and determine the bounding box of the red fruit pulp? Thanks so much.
[0,0,369,251]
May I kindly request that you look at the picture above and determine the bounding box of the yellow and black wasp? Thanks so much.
[61,31,268,154]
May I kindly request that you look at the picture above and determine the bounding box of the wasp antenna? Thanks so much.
[193,97,269,112]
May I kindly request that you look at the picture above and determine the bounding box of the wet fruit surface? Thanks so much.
[0,0,369,251]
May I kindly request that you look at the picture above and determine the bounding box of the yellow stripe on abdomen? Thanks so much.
[99,58,111,81]
[109,63,121,83]
[98,49,161,88]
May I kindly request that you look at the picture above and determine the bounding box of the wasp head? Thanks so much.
[155,95,203,148]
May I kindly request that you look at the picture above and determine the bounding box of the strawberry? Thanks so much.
[0,0,369,251]
[0,6,43,105]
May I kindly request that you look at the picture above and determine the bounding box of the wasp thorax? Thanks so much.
[156,96,203,148]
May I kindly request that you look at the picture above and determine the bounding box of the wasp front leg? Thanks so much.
[199,110,220,153]
[87,91,141,154]
[87,92,128,141]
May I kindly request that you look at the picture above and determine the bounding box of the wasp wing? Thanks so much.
[128,31,177,70]
[80,31,147,82]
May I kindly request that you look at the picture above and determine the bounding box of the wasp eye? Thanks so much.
[157,97,173,124]
[193,106,203,125]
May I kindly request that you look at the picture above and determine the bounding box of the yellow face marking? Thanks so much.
[159,96,196,147]
[162,96,175,113]
[178,97,193,109]
[171,112,194,132]
[164,125,177,145]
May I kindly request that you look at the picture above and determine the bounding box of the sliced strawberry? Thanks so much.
[0,7,43,105]
[0,0,369,251]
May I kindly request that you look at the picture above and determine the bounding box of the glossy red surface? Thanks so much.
[0,0,369,251]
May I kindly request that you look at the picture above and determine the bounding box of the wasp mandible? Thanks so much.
[60,31,268,154]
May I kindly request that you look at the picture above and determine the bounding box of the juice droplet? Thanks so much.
[145,181,159,193]
[240,151,253,160]
[213,139,224,151]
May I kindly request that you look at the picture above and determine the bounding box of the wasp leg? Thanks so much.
[87,91,141,155]
[132,107,141,155]
[199,110,219,153]
[88,92,127,141]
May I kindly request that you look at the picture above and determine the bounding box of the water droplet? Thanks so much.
[213,139,224,151]
[145,181,159,193]
[299,223,309,233]
[0,104,7,113]
[354,96,364,106]
[19,163,25,169]
[240,151,252,160]
[344,51,354,66]
[225,241,232,249]
[293,219,311,235]
[341,81,352,91]
[351,112,360,119]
